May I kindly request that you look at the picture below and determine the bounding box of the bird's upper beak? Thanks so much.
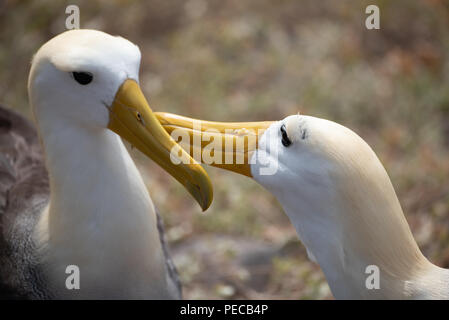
[154,112,274,177]
[107,79,213,211]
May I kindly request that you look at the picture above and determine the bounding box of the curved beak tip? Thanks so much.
[108,79,215,211]
[190,167,214,212]
[202,189,213,212]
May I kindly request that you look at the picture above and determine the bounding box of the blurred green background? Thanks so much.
[2,0,449,299]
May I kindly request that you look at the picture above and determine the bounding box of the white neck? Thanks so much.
[252,115,449,299]
[279,191,449,299]
[34,119,177,299]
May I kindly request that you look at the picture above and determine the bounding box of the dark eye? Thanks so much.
[72,72,93,85]
[280,124,292,147]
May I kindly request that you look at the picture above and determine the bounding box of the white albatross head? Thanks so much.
[156,112,447,299]
[28,29,212,210]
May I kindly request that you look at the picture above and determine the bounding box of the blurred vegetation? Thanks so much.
[1,0,449,299]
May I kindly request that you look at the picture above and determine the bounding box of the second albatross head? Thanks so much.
[156,112,429,298]
[28,29,212,211]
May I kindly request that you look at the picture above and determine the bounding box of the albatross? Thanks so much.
[156,112,449,299]
[0,29,213,299]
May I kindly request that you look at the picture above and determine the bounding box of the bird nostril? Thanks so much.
[136,112,144,124]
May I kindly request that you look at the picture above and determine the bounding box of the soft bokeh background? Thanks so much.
[2,0,449,299]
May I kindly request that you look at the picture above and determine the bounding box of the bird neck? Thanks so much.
[279,190,449,299]
[34,120,175,298]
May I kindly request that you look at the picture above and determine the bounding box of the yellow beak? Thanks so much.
[154,112,274,177]
[107,80,213,211]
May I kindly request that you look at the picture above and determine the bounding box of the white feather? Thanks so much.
[29,30,178,299]
[251,114,449,299]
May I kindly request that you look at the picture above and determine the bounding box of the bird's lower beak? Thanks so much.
[155,112,274,177]
[107,79,213,211]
